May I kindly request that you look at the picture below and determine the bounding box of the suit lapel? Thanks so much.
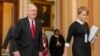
[35,19,38,36]
[25,18,39,39]
[25,17,33,38]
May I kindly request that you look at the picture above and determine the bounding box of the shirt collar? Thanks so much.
[54,35,59,37]
[28,18,35,22]
[76,19,84,25]
[28,18,35,26]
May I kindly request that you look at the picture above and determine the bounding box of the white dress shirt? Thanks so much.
[28,18,35,28]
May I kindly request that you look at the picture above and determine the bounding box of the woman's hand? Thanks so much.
[62,47,68,56]
[13,51,20,56]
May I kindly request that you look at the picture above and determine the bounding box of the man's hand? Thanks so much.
[13,51,20,56]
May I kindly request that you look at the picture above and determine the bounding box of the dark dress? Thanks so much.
[49,35,65,56]
[66,21,91,56]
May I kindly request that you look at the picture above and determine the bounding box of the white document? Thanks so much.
[89,25,100,43]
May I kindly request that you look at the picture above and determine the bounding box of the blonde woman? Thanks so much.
[63,6,91,56]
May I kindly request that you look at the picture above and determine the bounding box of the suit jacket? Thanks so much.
[2,26,15,56]
[12,17,42,56]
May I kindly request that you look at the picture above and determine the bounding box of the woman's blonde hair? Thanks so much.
[77,6,89,15]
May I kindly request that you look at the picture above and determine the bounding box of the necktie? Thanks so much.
[31,20,35,38]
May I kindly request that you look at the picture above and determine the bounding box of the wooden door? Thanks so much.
[2,3,14,51]
[0,0,19,55]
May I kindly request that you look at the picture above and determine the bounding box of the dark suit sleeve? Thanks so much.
[38,21,43,51]
[2,26,13,49]
[12,20,22,52]
[66,23,75,43]
[39,29,42,51]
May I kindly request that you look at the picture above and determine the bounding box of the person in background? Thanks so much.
[12,3,42,56]
[63,6,91,56]
[49,29,65,56]
[2,26,15,56]
[39,29,48,56]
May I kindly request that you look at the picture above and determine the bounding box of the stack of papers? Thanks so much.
[89,25,100,43]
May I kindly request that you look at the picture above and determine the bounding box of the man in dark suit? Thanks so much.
[2,26,15,56]
[13,3,42,56]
